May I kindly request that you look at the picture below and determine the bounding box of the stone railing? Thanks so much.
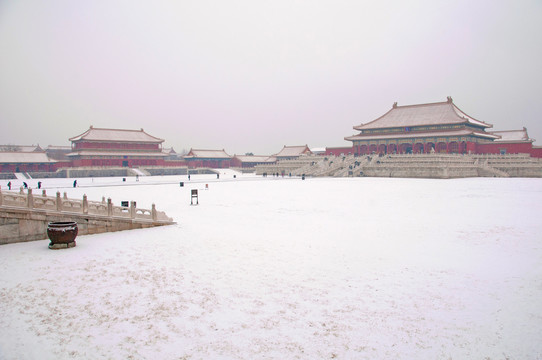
[0,187,173,223]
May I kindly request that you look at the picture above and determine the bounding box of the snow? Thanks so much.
[1,174,542,359]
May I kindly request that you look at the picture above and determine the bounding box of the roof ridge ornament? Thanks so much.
[447,96,453,103]
[393,102,398,108]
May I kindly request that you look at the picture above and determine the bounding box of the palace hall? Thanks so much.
[183,149,232,168]
[345,97,540,157]
[67,126,170,167]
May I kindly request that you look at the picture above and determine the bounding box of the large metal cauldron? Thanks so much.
[47,221,78,249]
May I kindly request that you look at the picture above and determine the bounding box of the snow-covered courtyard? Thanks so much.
[1,174,541,359]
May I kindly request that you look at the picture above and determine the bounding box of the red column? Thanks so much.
[466,141,476,154]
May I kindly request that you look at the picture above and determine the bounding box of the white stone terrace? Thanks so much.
[0,187,173,223]
[255,153,542,178]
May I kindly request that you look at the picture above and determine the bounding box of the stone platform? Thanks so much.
[255,153,542,178]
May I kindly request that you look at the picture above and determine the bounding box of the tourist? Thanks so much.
[7,181,11,190]
[23,182,28,189]
[73,180,77,188]
[37,181,42,189]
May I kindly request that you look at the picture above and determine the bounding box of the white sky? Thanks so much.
[1,0,541,155]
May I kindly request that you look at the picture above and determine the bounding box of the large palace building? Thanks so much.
[345,97,542,157]
[67,126,171,167]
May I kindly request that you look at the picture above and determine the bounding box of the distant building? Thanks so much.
[325,146,355,156]
[0,151,56,173]
[310,147,326,155]
[231,155,276,168]
[163,147,179,161]
[183,149,232,168]
[45,145,72,161]
[479,128,540,156]
[67,126,169,167]
[0,144,57,174]
[0,144,43,152]
[345,97,542,157]
[274,145,312,160]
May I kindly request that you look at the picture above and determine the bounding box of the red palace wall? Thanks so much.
[71,158,166,167]
[230,158,242,168]
[476,142,535,155]
[0,159,185,173]
[326,147,355,156]
[531,147,542,158]
[186,159,231,168]
[163,160,186,167]
[0,163,56,173]
[350,140,542,158]
[53,161,72,170]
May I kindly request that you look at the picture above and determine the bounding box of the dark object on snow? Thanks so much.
[47,221,78,249]
[191,189,198,205]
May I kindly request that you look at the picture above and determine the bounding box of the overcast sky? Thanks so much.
[1,0,541,155]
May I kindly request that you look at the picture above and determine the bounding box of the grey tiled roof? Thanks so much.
[70,127,164,143]
[354,100,491,130]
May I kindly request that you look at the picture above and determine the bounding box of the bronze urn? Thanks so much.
[47,221,78,249]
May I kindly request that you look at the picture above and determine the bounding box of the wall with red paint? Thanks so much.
[325,147,354,156]
[476,142,534,155]
[530,147,542,158]
[185,159,231,168]
[0,163,56,173]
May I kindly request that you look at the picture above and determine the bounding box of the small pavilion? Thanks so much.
[183,149,232,168]
[274,145,312,160]
[231,155,276,168]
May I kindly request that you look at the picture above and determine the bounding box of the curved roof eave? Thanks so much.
[345,129,500,142]
[451,103,492,128]
[353,99,493,131]
[69,127,164,143]
[69,128,92,142]
[353,108,394,131]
